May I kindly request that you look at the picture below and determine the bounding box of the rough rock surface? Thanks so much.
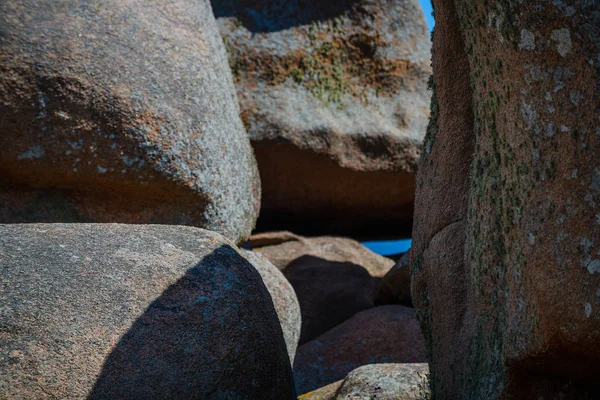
[250,232,394,343]
[284,255,378,344]
[293,305,426,394]
[212,0,431,236]
[334,363,429,400]
[241,249,301,362]
[0,224,295,399]
[0,0,260,243]
[250,231,394,275]
[374,252,412,306]
[299,364,429,400]
[411,1,600,399]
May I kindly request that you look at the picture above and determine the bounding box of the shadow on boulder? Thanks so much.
[283,255,379,344]
[88,245,296,400]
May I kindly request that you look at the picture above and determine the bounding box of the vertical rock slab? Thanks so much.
[0,0,260,242]
[212,0,431,236]
[0,224,295,399]
[411,0,600,398]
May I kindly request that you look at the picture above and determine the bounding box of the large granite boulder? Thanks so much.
[411,1,600,398]
[212,0,431,236]
[299,363,429,400]
[241,249,301,362]
[284,255,378,344]
[0,0,260,243]
[250,232,394,343]
[294,305,426,394]
[0,224,295,399]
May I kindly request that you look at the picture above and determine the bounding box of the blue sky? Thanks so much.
[362,239,413,256]
[419,0,434,32]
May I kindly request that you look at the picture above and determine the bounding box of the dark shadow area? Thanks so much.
[0,184,85,223]
[506,364,600,400]
[283,255,378,344]
[88,245,296,400]
[211,0,361,33]
[251,140,416,240]
[254,210,414,240]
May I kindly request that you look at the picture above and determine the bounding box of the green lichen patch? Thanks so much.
[224,19,426,106]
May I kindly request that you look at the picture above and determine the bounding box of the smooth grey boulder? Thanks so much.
[0,0,260,243]
[241,250,301,363]
[0,224,295,399]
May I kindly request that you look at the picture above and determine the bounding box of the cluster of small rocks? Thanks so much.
[0,0,431,399]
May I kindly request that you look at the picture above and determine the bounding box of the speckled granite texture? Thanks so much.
[0,224,295,399]
[241,249,301,363]
[0,0,260,243]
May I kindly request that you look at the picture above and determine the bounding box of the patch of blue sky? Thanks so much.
[419,0,434,32]
[361,238,412,256]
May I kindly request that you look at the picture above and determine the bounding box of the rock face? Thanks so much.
[299,363,429,400]
[284,255,378,344]
[411,1,600,399]
[250,231,394,275]
[374,252,412,306]
[250,232,394,343]
[212,0,431,236]
[0,224,295,399]
[294,305,426,394]
[241,250,301,363]
[334,363,429,400]
[0,0,260,243]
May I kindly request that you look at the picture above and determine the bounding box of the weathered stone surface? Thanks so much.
[334,363,429,400]
[250,232,394,343]
[250,231,394,275]
[294,305,426,394]
[241,249,301,363]
[374,252,412,306]
[411,1,600,399]
[298,364,429,400]
[0,0,260,243]
[212,0,431,236]
[0,224,295,399]
[284,255,378,344]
